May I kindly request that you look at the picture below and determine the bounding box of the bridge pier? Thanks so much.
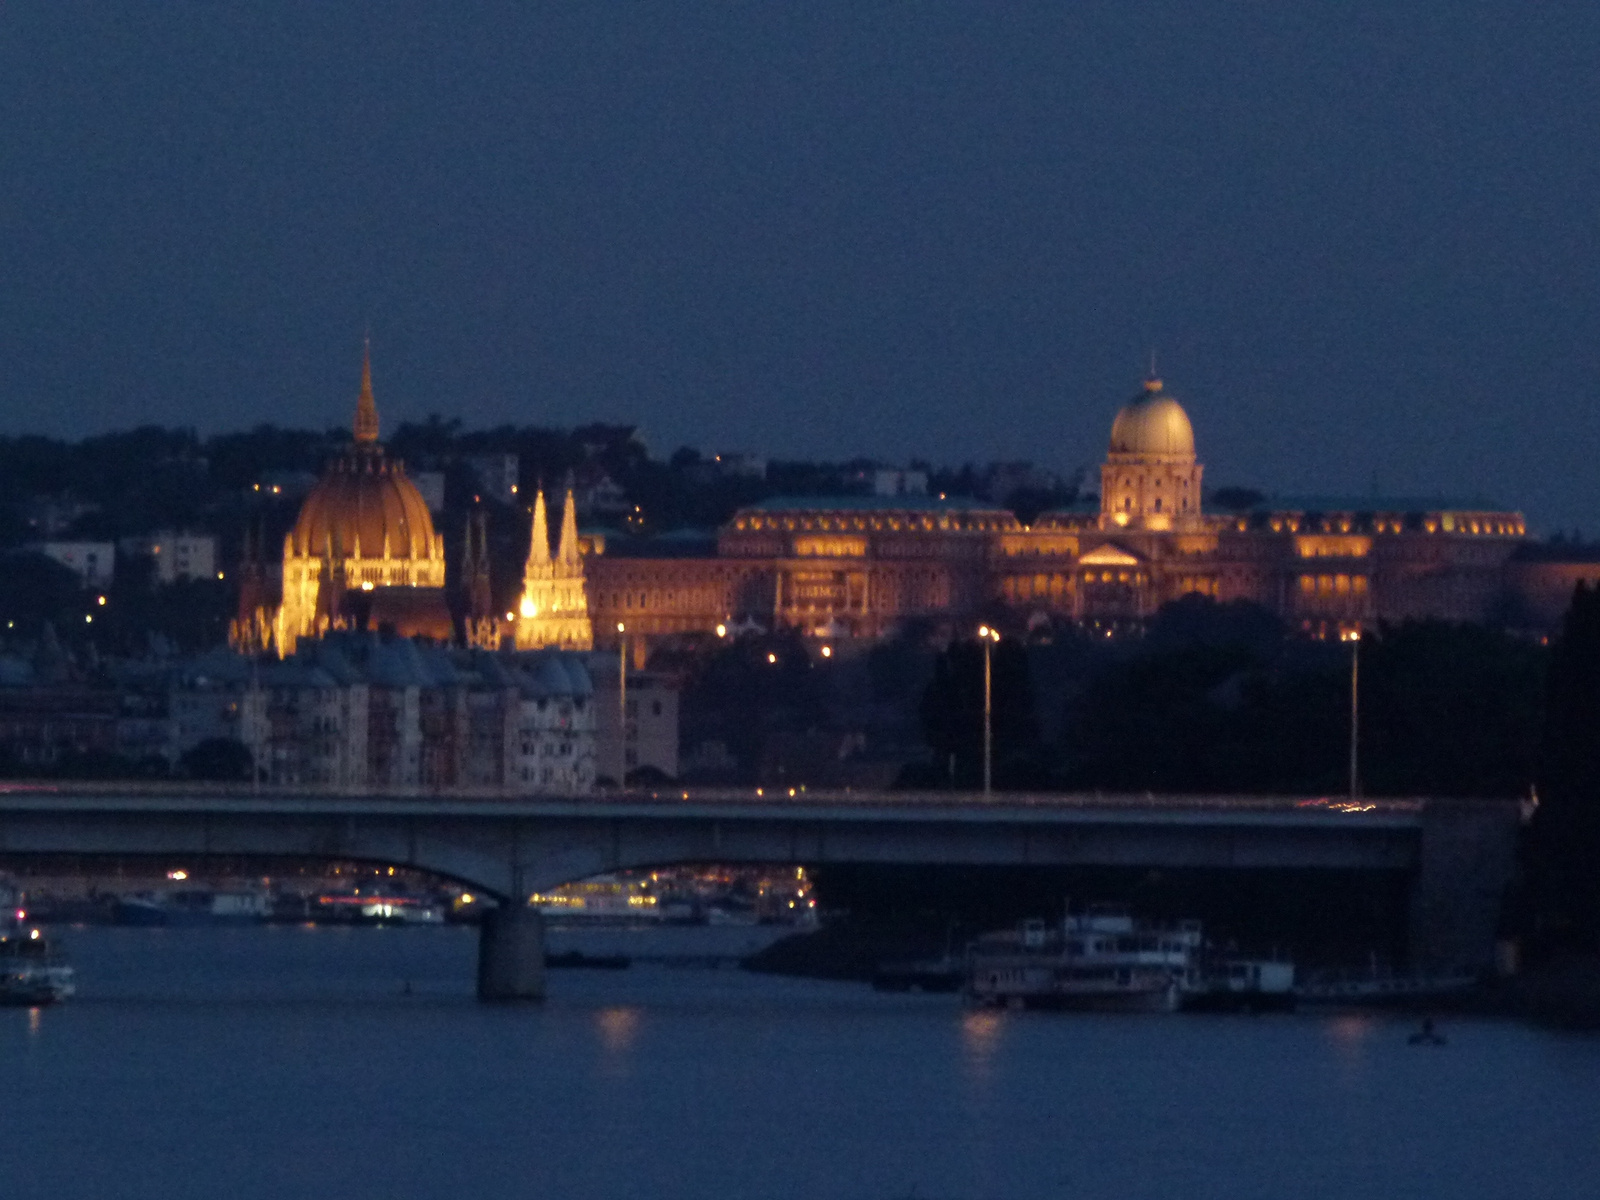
[476,905,546,1002]
[1407,801,1521,972]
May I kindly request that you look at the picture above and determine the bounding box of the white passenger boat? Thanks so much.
[967,910,1203,1012]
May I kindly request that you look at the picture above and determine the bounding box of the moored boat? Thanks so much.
[1294,966,1478,1007]
[0,927,76,1006]
[1181,958,1297,1012]
[315,889,445,925]
[966,910,1203,1013]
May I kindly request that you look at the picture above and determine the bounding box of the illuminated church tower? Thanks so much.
[514,481,593,650]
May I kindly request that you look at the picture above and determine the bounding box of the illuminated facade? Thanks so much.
[1101,378,1204,531]
[514,483,593,651]
[232,351,451,657]
[582,378,1531,652]
[233,369,1542,659]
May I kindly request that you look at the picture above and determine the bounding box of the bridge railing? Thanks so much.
[0,779,1454,816]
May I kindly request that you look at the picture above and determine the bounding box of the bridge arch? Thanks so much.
[0,788,1519,1000]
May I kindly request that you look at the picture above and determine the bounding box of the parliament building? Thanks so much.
[238,362,1594,661]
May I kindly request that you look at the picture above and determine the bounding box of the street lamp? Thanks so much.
[977,625,1001,797]
[616,622,627,789]
[1342,625,1361,799]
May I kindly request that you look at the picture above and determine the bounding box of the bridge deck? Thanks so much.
[0,784,1431,829]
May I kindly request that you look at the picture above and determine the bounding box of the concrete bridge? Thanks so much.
[0,786,1521,1000]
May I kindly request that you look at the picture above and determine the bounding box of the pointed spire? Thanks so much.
[527,488,551,566]
[354,338,380,444]
[558,478,581,565]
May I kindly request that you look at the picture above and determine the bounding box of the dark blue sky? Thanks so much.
[2,4,1597,529]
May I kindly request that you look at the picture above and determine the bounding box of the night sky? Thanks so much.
[2,4,1597,529]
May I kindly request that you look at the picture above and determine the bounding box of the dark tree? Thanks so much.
[918,637,1043,788]
[679,630,831,780]
[1359,621,1543,798]
[1531,582,1600,946]
[0,553,89,636]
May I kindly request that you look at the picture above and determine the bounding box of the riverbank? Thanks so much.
[1506,953,1600,1029]
[745,921,1600,1029]
[742,916,961,981]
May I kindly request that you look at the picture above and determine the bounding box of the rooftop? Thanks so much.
[743,494,1009,514]
[1510,540,1600,563]
[1247,494,1517,515]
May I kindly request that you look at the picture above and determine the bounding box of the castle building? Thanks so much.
[514,483,593,651]
[580,378,1531,655]
[233,350,453,656]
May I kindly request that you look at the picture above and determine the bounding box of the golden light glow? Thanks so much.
[715,623,727,638]
[360,581,375,591]
[519,596,537,618]
[767,652,778,664]
[794,535,867,558]
[596,1005,641,1052]
[820,645,832,658]
[1296,535,1372,559]
[617,622,626,633]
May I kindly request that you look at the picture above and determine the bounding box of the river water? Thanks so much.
[3,924,1598,1200]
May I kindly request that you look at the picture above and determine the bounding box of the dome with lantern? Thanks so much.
[1108,378,1196,460]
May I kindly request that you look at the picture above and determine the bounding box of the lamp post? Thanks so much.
[616,622,627,789]
[977,625,1000,797]
[1345,626,1361,800]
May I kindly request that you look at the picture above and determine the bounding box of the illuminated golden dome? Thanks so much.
[288,351,439,562]
[1108,379,1196,459]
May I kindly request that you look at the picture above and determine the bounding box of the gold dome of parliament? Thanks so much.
[289,350,440,562]
[1108,378,1196,459]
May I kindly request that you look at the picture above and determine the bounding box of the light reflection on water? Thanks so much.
[596,1004,642,1061]
[959,1008,1005,1079]
[1,925,1598,1200]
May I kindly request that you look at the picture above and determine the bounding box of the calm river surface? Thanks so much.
[3,924,1599,1200]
